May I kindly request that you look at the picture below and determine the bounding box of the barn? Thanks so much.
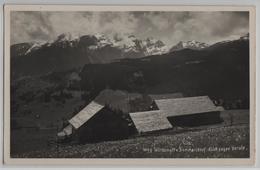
[57,89,147,142]
[129,96,224,133]
[57,100,134,143]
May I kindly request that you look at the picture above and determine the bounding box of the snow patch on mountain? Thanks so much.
[94,33,114,48]
[25,41,47,55]
[170,40,209,51]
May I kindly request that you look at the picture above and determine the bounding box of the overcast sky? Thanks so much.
[11,11,249,46]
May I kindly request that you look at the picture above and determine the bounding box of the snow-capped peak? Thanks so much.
[94,33,113,48]
[54,33,79,43]
[170,40,209,51]
[114,35,140,52]
[25,41,47,55]
[24,33,81,55]
[143,38,168,55]
[51,33,80,48]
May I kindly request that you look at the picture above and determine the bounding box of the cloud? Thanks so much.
[133,11,249,45]
[11,11,249,46]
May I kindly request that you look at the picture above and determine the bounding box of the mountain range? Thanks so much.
[11,33,249,79]
[12,33,169,58]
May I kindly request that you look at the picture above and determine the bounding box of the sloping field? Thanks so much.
[12,109,249,158]
[14,124,249,158]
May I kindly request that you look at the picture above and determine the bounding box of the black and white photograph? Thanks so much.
[3,5,256,165]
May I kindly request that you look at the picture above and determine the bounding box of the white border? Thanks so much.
[0,2,255,165]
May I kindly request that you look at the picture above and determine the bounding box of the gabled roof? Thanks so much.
[129,110,172,133]
[155,96,224,117]
[69,101,104,129]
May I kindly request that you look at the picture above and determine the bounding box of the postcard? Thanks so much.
[3,5,256,165]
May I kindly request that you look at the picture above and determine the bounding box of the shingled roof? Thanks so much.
[129,96,224,133]
[129,110,172,133]
[69,101,104,129]
[155,96,224,117]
